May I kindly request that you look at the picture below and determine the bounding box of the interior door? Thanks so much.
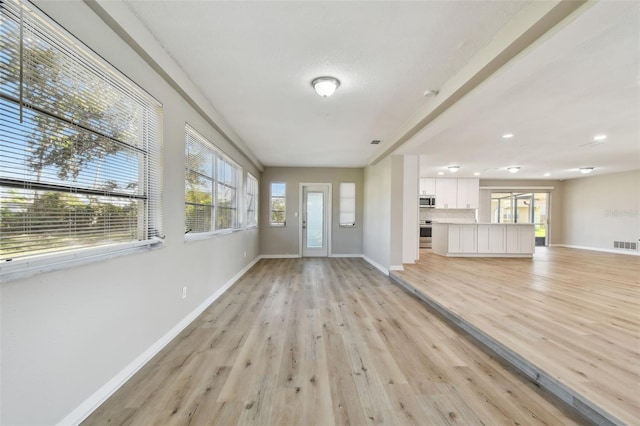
[302,185,329,257]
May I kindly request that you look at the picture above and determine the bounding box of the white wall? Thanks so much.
[402,155,419,264]
[562,170,640,251]
[1,2,260,424]
[363,157,392,271]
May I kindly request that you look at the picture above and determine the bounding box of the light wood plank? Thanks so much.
[393,247,640,425]
[84,257,584,425]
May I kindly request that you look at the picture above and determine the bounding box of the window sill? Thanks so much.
[0,238,164,283]
[184,228,242,242]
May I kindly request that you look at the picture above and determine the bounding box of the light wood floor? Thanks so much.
[84,257,583,425]
[393,247,640,425]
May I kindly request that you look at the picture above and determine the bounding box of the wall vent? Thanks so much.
[613,241,638,251]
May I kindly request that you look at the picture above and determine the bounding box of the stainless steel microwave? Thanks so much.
[419,196,435,208]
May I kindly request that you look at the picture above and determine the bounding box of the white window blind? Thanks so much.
[339,182,356,227]
[0,0,163,265]
[270,182,285,226]
[246,173,258,228]
[185,125,240,235]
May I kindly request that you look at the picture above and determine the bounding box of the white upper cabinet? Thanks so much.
[456,178,479,209]
[428,178,479,209]
[419,178,436,195]
[435,178,458,208]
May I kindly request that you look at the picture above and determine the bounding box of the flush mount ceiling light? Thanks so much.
[448,165,460,173]
[423,89,439,98]
[579,167,595,174]
[312,76,340,97]
[502,133,514,139]
[593,134,607,141]
[507,166,520,173]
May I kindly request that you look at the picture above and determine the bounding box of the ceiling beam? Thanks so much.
[368,0,588,166]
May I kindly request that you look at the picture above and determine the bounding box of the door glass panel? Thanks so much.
[499,195,513,223]
[515,193,533,223]
[533,193,548,246]
[306,192,323,248]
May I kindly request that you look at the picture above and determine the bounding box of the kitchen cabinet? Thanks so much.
[456,178,479,209]
[433,223,534,258]
[477,224,506,253]
[419,178,436,195]
[429,178,478,209]
[506,225,535,254]
[435,179,458,208]
[448,224,477,253]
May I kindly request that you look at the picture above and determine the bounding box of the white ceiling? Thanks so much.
[123,0,639,179]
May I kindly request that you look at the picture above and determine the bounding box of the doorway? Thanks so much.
[491,192,549,246]
[300,184,331,257]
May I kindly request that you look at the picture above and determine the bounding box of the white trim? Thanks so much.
[260,254,300,259]
[550,244,640,256]
[389,265,404,271]
[361,255,389,275]
[329,254,363,258]
[479,186,554,190]
[58,255,262,426]
[298,183,332,257]
[0,239,164,283]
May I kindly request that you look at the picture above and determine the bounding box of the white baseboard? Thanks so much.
[329,253,363,258]
[58,256,262,426]
[260,254,300,259]
[361,255,389,275]
[551,244,640,256]
[389,265,404,271]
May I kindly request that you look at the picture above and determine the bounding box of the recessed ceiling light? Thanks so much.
[437,171,444,176]
[507,166,520,173]
[448,165,460,173]
[311,76,340,97]
[543,172,551,177]
[579,167,595,174]
[593,134,607,141]
[370,140,381,145]
[473,172,480,176]
[502,133,514,139]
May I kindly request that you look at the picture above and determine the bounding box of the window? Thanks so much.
[246,173,258,228]
[270,182,286,226]
[184,125,240,235]
[339,182,356,227]
[0,0,162,268]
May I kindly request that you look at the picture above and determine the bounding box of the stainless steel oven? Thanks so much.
[419,220,432,248]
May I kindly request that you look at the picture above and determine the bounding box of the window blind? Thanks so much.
[0,0,162,263]
[339,182,356,227]
[185,124,240,235]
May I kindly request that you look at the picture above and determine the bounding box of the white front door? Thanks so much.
[302,184,330,257]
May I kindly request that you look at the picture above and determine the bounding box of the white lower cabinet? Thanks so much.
[477,225,506,253]
[447,225,477,253]
[506,225,535,254]
[433,223,534,257]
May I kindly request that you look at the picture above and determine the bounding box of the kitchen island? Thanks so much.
[432,222,535,257]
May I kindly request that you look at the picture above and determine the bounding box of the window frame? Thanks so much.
[339,182,357,227]
[246,173,258,229]
[0,0,163,280]
[184,124,242,240]
[270,181,286,227]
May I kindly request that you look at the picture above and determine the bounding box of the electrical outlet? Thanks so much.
[182,286,187,299]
